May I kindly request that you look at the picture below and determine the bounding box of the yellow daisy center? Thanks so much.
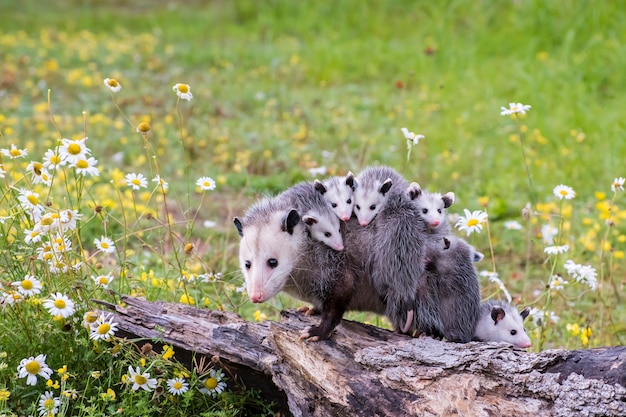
[97,323,111,335]
[559,190,568,196]
[67,143,81,155]
[137,122,150,132]
[467,219,479,227]
[50,155,61,164]
[134,375,147,385]
[22,279,33,290]
[76,159,89,169]
[85,312,98,323]
[40,217,54,226]
[173,381,183,389]
[178,84,189,93]
[27,195,39,205]
[32,162,43,175]
[131,179,141,186]
[43,398,55,409]
[204,377,218,389]
[100,241,110,249]
[54,299,66,309]
[108,79,119,87]
[99,277,109,285]
[25,360,41,375]
[10,148,22,157]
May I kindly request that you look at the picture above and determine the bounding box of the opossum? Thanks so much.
[352,166,430,333]
[407,182,455,235]
[277,181,344,251]
[353,166,409,227]
[413,235,482,342]
[314,171,356,221]
[234,197,384,341]
[473,300,532,348]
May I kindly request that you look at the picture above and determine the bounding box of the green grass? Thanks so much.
[1,0,626,414]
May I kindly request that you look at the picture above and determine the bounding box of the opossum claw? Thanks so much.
[401,309,414,334]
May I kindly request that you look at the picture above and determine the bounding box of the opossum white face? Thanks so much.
[302,212,344,251]
[479,305,532,348]
[407,182,455,232]
[353,178,392,226]
[234,210,304,304]
[314,173,355,221]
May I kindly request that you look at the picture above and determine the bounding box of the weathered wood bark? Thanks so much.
[97,296,626,417]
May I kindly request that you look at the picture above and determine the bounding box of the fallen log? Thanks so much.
[97,295,626,417]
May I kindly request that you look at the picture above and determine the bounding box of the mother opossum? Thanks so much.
[233,196,385,341]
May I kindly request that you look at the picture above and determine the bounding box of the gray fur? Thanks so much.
[277,181,344,251]
[416,235,481,342]
[473,300,532,348]
[353,166,410,226]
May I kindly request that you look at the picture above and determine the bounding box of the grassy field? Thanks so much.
[1,0,626,414]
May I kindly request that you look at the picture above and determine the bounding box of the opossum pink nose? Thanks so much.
[431,220,440,226]
[249,292,265,303]
[520,341,532,348]
[341,215,351,221]
[360,220,370,227]
[335,244,345,251]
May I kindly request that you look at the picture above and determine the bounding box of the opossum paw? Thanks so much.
[297,306,319,316]
[299,326,327,341]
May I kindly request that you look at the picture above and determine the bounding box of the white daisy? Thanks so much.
[500,102,531,116]
[59,209,82,231]
[43,292,76,318]
[127,366,158,392]
[89,314,119,341]
[26,161,51,186]
[553,184,576,200]
[70,156,99,176]
[199,369,227,396]
[92,274,114,288]
[564,260,598,291]
[173,83,193,101]
[125,172,148,190]
[104,78,122,93]
[503,220,523,230]
[59,138,91,165]
[95,236,116,254]
[455,209,488,236]
[17,354,53,386]
[24,228,43,244]
[83,311,99,328]
[541,224,559,245]
[400,127,425,149]
[167,377,189,396]
[12,274,43,297]
[17,188,46,219]
[196,176,216,191]
[38,390,60,416]
[611,177,625,192]
[1,144,28,159]
[42,149,67,170]
[544,245,569,255]
[548,275,568,291]
[152,175,169,191]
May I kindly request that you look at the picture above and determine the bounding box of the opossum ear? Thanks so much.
[442,192,455,208]
[302,215,318,226]
[380,178,393,195]
[345,171,355,189]
[233,218,244,237]
[314,180,327,194]
[407,182,422,200]
[472,250,484,262]
[443,237,451,250]
[490,307,506,324]
[520,307,531,321]
[282,209,301,235]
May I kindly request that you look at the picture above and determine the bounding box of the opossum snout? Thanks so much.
[340,214,351,221]
[430,220,440,227]
[335,243,345,251]
[249,292,266,303]
[518,340,532,349]
[359,220,370,227]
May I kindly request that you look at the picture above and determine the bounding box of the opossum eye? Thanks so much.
[369,204,376,211]
[437,208,442,214]
[510,329,517,336]
[422,208,428,214]
[324,232,332,238]
[331,203,338,208]
[267,258,278,268]
[347,198,352,204]
[244,260,251,269]
[355,205,361,210]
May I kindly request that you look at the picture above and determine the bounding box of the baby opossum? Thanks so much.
[407,182,455,235]
[277,181,344,251]
[314,171,356,221]
[473,300,532,348]
[353,166,409,227]
[414,235,482,342]
[233,197,383,341]
[352,166,430,333]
